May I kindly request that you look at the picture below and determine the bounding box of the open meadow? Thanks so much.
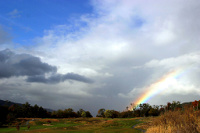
[0,117,148,133]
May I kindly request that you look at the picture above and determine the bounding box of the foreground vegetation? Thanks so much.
[0,117,146,133]
[1,99,200,132]
[146,105,200,133]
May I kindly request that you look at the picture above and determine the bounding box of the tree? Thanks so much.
[133,109,140,117]
[22,102,32,117]
[81,111,86,117]
[81,111,92,118]
[119,111,134,118]
[104,110,119,118]
[171,101,181,111]
[139,103,152,117]
[159,107,165,114]
[97,108,105,117]
[0,106,8,125]
[85,111,93,118]
[104,110,112,118]
[38,106,48,118]
[7,105,17,122]
[55,109,64,118]
[63,108,73,118]
[166,102,172,111]
[192,100,200,110]
[148,108,159,116]
[77,109,85,117]
[32,104,40,117]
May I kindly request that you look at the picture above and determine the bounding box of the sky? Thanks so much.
[0,0,200,115]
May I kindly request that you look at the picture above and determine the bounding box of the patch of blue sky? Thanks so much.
[128,15,145,30]
[0,0,93,47]
[126,15,145,35]
[133,16,145,28]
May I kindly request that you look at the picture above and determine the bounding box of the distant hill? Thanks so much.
[0,99,23,107]
[45,108,54,113]
[0,99,54,112]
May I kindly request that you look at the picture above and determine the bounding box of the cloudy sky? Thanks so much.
[0,0,200,115]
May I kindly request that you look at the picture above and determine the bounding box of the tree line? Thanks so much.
[0,102,92,126]
[96,100,200,118]
[1,100,199,126]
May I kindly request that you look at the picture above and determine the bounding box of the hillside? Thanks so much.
[0,99,54,112]
[0,99,23,107]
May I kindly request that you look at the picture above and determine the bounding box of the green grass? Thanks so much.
[0,118,146,133]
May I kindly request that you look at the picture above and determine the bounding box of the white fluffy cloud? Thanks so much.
[28,0,200,109]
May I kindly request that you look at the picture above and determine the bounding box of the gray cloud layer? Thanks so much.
[0,49,93,84]
[27,73,93,84]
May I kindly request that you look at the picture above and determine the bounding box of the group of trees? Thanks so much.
[1,100,199,126]
[0,102,50,125]
[0,102,92,126]
[96,103,162,118]
[96,103,160,118]
[127,101,183,117]
[51,108,92,118]
[126,101,196,117]
[192,100,200,110]
[96,101,192,119]
[96,108,134,118]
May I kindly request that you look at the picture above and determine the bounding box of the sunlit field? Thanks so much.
[0,117,146,133]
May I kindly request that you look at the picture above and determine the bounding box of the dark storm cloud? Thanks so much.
[14,55,57,76]
[0,49,93,84]
[0,49,57,78]
[27,73,93,84]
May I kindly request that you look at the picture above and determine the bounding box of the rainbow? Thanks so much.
[128,68,186,110]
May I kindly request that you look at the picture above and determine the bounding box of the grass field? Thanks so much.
[0,117,147,133]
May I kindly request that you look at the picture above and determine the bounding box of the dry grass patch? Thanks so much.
[146,107,200,133]
[39,118,59,122]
